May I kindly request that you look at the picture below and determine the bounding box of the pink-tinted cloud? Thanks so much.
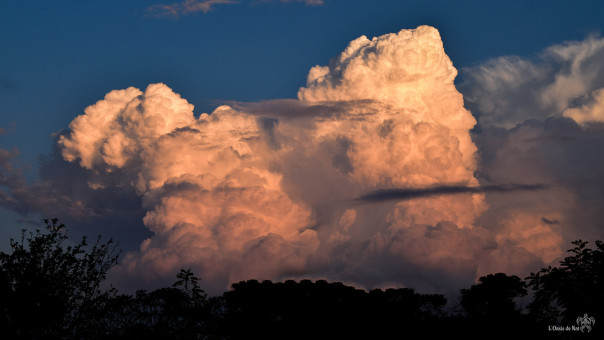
[4,26,603,297]
[56,26,514,295]
[563,88,604,125]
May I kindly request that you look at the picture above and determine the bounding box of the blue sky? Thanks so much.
[2,0,604,293]
[2,0,602,166]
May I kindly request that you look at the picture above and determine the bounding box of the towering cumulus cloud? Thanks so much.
[58,84,317,291]
[297,27,484,226]
[58,26,534,294]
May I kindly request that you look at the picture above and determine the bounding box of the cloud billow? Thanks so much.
[461,35,604,129]
[53,26,505,295]
[8,25,602,295]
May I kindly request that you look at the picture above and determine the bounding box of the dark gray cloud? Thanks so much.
[356,184,547,203]
[460,35,604,255]
[227,98,378,120]
[472,117,604,245]
[0,142,149,250]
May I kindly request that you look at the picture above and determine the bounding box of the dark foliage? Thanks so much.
[460,273,527,319]
[66,267,222,339]
[527,239,603,334]
[0,219,119,339]
[458,273,536,337]
[1,219,602,338]
[222,279,449,339]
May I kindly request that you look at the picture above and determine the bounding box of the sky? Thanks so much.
[2,0,604,296]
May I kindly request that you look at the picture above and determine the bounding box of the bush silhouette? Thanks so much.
[0,219,119,338]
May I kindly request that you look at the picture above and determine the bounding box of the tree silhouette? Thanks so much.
[173,268,206,301]
[460,273,527,319]
[458,273,533,337]
[0,218,120,338]
[222,279,449,339]
[79,268,217,339]
[1,218,601,338]
[527,239,604,327]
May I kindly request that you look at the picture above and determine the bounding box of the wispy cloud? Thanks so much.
[146,0,238,18]
[255,0,325,6]
[146,0,324,18]
[279,0,324,5]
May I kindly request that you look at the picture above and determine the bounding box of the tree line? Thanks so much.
[0,219,602,339]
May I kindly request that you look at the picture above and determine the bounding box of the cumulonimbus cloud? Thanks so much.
[54,25,539,295]
[7,25,603,296]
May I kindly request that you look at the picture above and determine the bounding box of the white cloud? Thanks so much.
[461,35,604,128]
